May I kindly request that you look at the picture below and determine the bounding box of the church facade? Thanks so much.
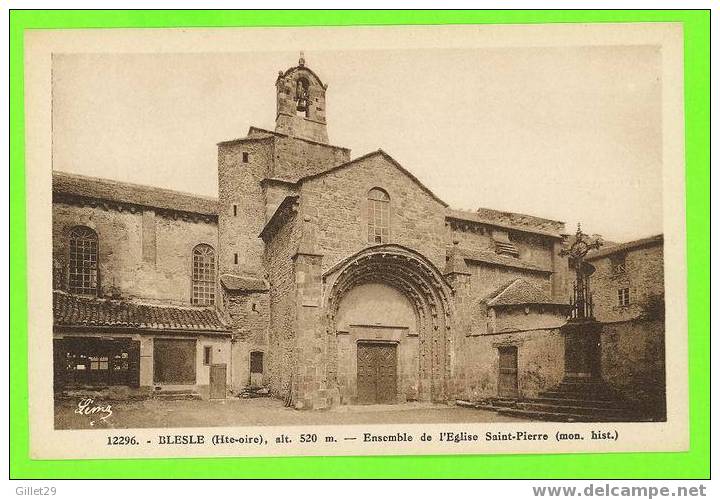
[52,57,601,410]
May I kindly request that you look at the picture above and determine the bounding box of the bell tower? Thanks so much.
[275,53,329,144]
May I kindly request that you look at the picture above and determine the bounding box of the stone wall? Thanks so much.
[491,306,567,335]
[454,328,565,401]
[601,318,666,419]
[590,243,664,323]
[271,134,350,180]
[223,289,270,391]
[449,223,556,271]
[262,208,300,399]
[447,213,569,301]
[217,138,273,276]
[52,202,218,306]
[299,153,448,273]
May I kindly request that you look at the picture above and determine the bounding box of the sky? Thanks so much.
[52,46,663,242]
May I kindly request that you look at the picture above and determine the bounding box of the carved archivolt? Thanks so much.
[323,244,454,401]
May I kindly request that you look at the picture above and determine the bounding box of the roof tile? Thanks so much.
[53,291,230,333]
[486,279,568,307]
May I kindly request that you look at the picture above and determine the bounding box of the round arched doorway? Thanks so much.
[324,245,453,404]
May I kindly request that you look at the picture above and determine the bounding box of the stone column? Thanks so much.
[291,215,334,409]
[443,240,472,402]
[551,239,568,302]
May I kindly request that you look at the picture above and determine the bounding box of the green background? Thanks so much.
[9,10,710,479]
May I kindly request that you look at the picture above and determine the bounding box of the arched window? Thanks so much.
[367,188,390,244]
[68,226,98,295]
[295,77,310,116]
[192,244,216,306]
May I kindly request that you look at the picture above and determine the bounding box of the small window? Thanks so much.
[68,226,99,295]
[618,288,631,306]
[250,351,264,374]
[89,356,109,371]
[192,244,216,306]
[242,152,249,163]
[203,346,212,366]
[233,204,238,217]
[234,253,239,265]
[367,188,390,244]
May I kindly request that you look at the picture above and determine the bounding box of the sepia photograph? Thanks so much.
[21,22,689,459]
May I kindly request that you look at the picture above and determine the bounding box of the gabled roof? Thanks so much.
[298,150,449,207]
[53,171,218,216]
[53,291,230,334]
[485,279,567,307]
[586,234,663,260]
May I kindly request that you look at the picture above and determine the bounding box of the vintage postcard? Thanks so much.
[24,22,688,459]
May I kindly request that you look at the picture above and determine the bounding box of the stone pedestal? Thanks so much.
[561,319,602,380]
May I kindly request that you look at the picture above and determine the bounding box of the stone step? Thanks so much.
[495,407,633,423]
[555,382,616,392]
[540,390,620,401]
[151,390,201,401]
[532,396,628,409]
[513,401,631,417]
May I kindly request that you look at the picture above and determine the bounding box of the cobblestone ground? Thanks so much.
[55,397,524,429]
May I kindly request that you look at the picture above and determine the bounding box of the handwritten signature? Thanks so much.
[74,398,113,426]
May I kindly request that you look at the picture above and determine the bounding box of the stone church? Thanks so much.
[52,56,663,416]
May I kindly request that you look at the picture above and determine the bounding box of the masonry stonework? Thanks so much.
[52,57,665,419]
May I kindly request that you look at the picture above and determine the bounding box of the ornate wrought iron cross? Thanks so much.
[560,223,603,319]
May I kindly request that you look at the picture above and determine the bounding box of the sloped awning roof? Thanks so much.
[485,279,568,308]
[219,274,269,292]
[452,246,552,273]
[53,291,231,334]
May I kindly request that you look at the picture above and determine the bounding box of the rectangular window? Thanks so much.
[233,204,238,217]
[68,227,99,295]
[618,287,631,306]
[203,346,212,366]
[242,152,249,163]
[250,351,264,374]
[192,245,216,306]
[234,253,239,265]
[367,190,390,244]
